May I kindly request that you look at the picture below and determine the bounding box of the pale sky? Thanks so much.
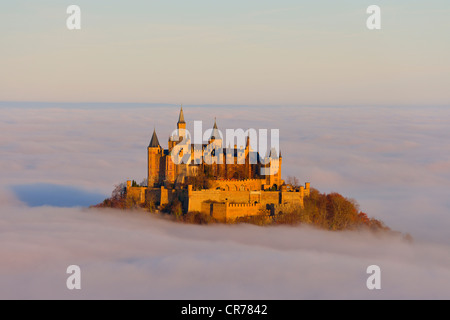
[0,0,449,106]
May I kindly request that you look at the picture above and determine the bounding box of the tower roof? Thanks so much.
[268,147,279,159]
[211,118,221,140]
[178,106,185,124]
[149,129,161,148]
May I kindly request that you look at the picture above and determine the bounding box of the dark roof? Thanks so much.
[178,106,185,124]
[149,129,161,148]
[211,118,221,139]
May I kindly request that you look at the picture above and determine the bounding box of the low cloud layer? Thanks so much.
[1,204,449,299]
[0,103,449,299]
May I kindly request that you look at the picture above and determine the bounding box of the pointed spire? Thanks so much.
[211,118,221,140]
[149,128,161,148]
[178,105,185,124]
[269,147,279,159]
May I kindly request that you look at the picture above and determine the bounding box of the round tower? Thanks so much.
[148,128,162,187]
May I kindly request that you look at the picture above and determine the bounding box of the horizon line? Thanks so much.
[0,100,448,109]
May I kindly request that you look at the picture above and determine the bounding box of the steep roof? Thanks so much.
[211,118,221,140]
[149,129,161,148]
[178,106,185,124]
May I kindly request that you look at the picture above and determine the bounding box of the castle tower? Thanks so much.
[148,129,162,187]
[168,106,186,153]
[169,106,190,181]
[244,134,252,179]
[209,118,222,144]
[207,118,224,177]
[265,147,281,189]
[278,149,283,187]
[177,106,186,139]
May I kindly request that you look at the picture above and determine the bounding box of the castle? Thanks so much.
[126,107,310,222]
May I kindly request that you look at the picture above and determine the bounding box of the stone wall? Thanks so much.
[211,179,266,192]
[202,202,263,222]
[188,189,252,212]
[225,203,262,222]
[126,179,311,222]
[126,186,148,204]
[188,188,308,213]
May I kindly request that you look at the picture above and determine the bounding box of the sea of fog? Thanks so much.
[0,103,449,299]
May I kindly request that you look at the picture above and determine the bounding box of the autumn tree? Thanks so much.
[326,193,359,230]
[92,182,127,209]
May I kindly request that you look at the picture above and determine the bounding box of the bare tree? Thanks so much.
[286,176,300,188]
[112,182,127,200]
[140,178,148,187]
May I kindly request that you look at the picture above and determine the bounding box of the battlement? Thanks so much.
[227,202,259,208]
[215,178,264,183]
[211,179,266,192]
[201,201,264,222]
[126,181,148,204]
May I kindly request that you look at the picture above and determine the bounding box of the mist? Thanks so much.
[1,103,449,299]
[1,203,450,299]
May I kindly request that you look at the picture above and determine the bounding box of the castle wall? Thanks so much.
[280,191,303,206]
[204,202,263,223]
[127,186,148,204]
[201,202,213,216]
[160,186,169,206]
[146,186,183,208]
[211,179,266,191]
[188,189,251,212]
[249,191,261,204]
[129,182,310,219]
[145,187,161,204]
[273,203,300,215]
[225,203,261,222]
[210,203,228,222]
[260,192,280,206]
[188,188,307,213]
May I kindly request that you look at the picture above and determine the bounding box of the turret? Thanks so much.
[208,118,223,171]
[148,129,162,187]
[209,117,222,143]
[278,148,283,187]
[177,105,186,138]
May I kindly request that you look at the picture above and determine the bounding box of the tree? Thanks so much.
[161,198,183,217]
[112,182,127,201]
[286,176,300,188]
[357,212,370,225]
[91,182,127,209]
[185,171,212,190]
[326,193,358,230]
[144,197,156,212]
[140,178,148,187]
